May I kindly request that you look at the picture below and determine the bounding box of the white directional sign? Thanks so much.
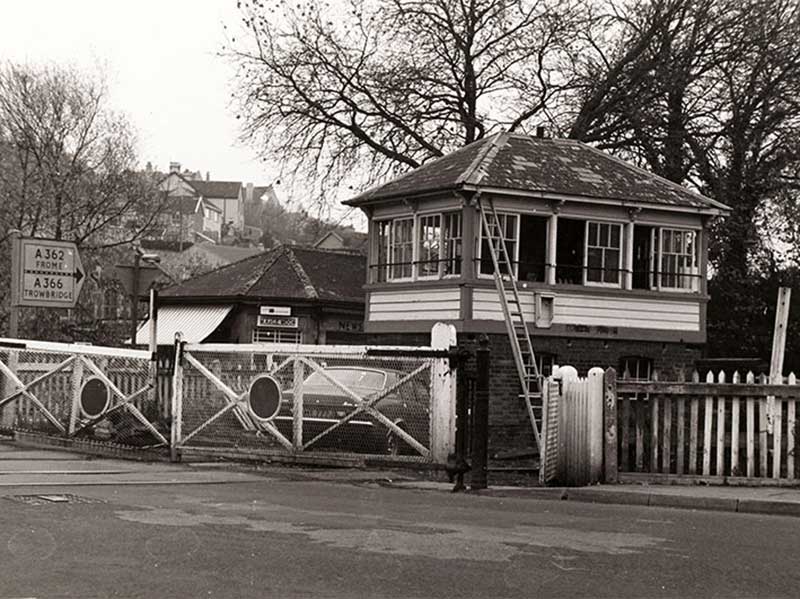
[11,237,85,308]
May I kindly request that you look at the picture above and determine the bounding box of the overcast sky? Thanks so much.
[0,1,276,187]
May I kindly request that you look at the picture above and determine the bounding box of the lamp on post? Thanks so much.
[129,246,162,346]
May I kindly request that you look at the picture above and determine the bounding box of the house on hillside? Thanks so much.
[313,230,369,252]
[134,245,366,346]
[344,131,730,456]
[152,194,222,245]
[159,166,244,235]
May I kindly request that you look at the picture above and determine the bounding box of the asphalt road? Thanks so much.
[1,465,799,599]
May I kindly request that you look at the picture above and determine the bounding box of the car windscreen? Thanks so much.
[303,369,386,392]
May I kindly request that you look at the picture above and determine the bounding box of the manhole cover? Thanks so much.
[4,494,106,506]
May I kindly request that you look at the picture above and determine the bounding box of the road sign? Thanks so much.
[11,237,85,308]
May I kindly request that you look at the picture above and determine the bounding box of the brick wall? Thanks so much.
[366,331,703,460]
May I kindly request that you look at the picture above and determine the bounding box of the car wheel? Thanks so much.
[385,422,408,456]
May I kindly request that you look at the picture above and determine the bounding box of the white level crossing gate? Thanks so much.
[0,338,168,448]
[0,325,458,465]
[171,331,457,464]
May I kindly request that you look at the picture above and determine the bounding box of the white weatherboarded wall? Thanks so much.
[369,288,461,321]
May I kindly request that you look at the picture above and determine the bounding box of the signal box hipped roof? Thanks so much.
[344,133,729,214]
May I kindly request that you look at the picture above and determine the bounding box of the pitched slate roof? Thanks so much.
[188,180,242,199]
[192,244,262,264]
[345,132,729,213]
[160,244,366,304]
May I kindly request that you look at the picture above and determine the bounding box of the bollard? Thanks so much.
[470,335,490,490]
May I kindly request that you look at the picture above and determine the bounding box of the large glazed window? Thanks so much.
[417,214,441,278]
[373,211,462,282]
[659,229,698,291]
[390,218,414,280]
[585,221,622,285]
[442,211,462,276]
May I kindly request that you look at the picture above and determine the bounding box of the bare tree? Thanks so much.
[0,62,165,249]
[228,0,585,193]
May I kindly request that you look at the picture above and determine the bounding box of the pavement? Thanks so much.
[3,440,800,518]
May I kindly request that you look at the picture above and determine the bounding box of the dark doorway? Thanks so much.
[632,225,653,290]
[518,215,548,282]
[555,219,585,284]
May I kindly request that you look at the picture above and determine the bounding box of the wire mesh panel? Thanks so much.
[177,343,439,462]
[0,340,165,448]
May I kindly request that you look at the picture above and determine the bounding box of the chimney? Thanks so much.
[169,161,181,173]
[536,126,547,139]
[206,171,210,181]
[246,182,254,203]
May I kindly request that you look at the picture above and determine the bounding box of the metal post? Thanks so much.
[8,229,21,338]
[4,230,22,428]
[130,251,141,346]
[470,335,490,490]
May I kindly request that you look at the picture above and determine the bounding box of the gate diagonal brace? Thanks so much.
[80,356,167,447]
[180,352,292,450]
[298,356,430,457]
[0,355,75,409]
[0,358,65,433]
[183,352,257,431]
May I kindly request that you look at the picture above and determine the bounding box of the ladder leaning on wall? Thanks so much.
[477,195,543,454]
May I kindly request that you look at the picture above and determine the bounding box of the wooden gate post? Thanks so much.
[470,336,490,490]
[588,367,605,483]
[68,355,84,436]
[430,323,457,464]
[603,367,618,483]
[292,358,304,451]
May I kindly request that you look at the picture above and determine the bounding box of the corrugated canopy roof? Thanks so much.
[134,304,233,345]
[345,133,729,213]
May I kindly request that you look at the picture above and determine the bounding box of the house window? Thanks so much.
[390,218,414,279]
[659,229,698,291]
[619,356,653,381]
[479,213,518,276]
[252,329,302,344]
[538,353,557,378]
[585,221,622,285]
[171,213,182,224]
[101,288,120,320]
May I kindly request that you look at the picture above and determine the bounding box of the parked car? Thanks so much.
[273,366,430,455]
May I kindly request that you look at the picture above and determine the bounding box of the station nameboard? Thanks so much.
[257,315,298,329]
[11,237,85,308]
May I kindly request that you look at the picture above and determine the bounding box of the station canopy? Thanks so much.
[134,305,233,345]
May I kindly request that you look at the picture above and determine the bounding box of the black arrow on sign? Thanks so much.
[73,267,84,284]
